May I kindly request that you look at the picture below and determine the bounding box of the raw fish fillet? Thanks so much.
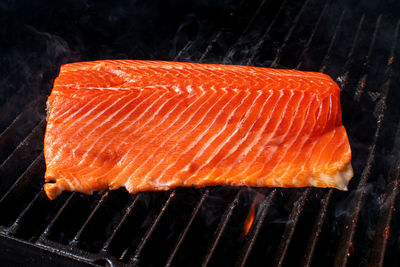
[44,60,353,200]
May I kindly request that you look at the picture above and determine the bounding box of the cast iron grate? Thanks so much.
[1,0,400,266]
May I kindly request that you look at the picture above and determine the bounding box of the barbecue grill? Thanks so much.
[1,0,400,266]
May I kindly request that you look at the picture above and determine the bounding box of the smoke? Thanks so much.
[0,21,73,131]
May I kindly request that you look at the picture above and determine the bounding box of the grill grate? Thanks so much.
[1,0,400,266]
[334,19,400,267]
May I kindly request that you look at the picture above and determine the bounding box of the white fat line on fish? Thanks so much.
[203,91,274,183]
[80,92,186,171]
[54,93,106,125]
[272,93,316,185]
[56,85,165,92]
[323,130,348,180]
[123,88,228,187]
[144,88,239,184]
[70,92,141,149]
[48,93,116,164]
[63,60,335,81]
[50,176,80,193]
[306,131,338,187]
[71,90,148,167]
[162,88,257,180]
[63,178,77,191]
[57,81,331,94]
[223,89,294,183]
[265,91,306,184]
[311,130,340,176]
[310,95,335,173]
[241,90,303,184]
[119,90,219,169]
[293,108,334,185]
[176,89,261,181]
[271,94,317,186]
[70,173,85,192]
[209,91,278,183]
[52,101,80,121]
[288,95,326,186]
[231,89,292,181]
[106,88,219,186]
[83,92,197,182]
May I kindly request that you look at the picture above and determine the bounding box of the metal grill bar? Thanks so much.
[0,96,44,136]
[353,15,382,101]
[246,0,289,65]
[301,189,333,266]
[0,117,45,165]
[173,41,193,61]
[333,19,400,267]
[296,0,330,69]
[199,31,224,62]
[225,0,299,66]
[101,194,141,252]
[129,190,177,264]
[7,189,45,235]
[69,192,109,247]
[199,0,248,62]
[0,96,45,162]
[165,189,210,267]
[239,0,268,39]
[0,153,43,203]
[273,189,310,267]
[270,0,311,67]
[37,193,77,243]
[223,0,270,64]
[201,190,242,267]
[0,119,45,197]
[319,9,346,72]
[339,14,365,88]
[199,0,246,61]
[237,189,277,267]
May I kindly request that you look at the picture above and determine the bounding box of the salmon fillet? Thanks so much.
[44,60,353,200]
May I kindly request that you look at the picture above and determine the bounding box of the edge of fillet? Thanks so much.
[310,162,353,191]
[43,163,354,200]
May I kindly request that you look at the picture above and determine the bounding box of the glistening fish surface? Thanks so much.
[43,60,353,200]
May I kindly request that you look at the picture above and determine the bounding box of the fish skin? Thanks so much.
[43,60,353,200]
